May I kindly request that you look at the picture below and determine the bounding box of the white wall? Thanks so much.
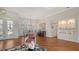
[46,8,79,42]
[54,8,79,42]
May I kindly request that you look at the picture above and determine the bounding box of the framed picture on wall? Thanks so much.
[39,23,46,31]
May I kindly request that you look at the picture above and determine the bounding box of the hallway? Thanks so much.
[37,36,79,51]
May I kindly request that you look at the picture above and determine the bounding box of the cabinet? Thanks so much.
[0,19,18,40]
[37,31,46,37]
[57,19,77,42]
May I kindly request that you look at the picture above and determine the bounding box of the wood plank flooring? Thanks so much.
[36,36,79,51]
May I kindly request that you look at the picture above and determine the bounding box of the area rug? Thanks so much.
[5,44,48,51]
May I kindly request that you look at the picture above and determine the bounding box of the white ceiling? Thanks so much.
[4,7,72,19]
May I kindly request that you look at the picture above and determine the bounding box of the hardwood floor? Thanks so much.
[0,36,79,51]
[36,36,79,51]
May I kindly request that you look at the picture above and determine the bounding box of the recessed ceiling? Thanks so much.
[4,7,72,19]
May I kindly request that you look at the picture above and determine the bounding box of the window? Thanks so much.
[7,21,13,35]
